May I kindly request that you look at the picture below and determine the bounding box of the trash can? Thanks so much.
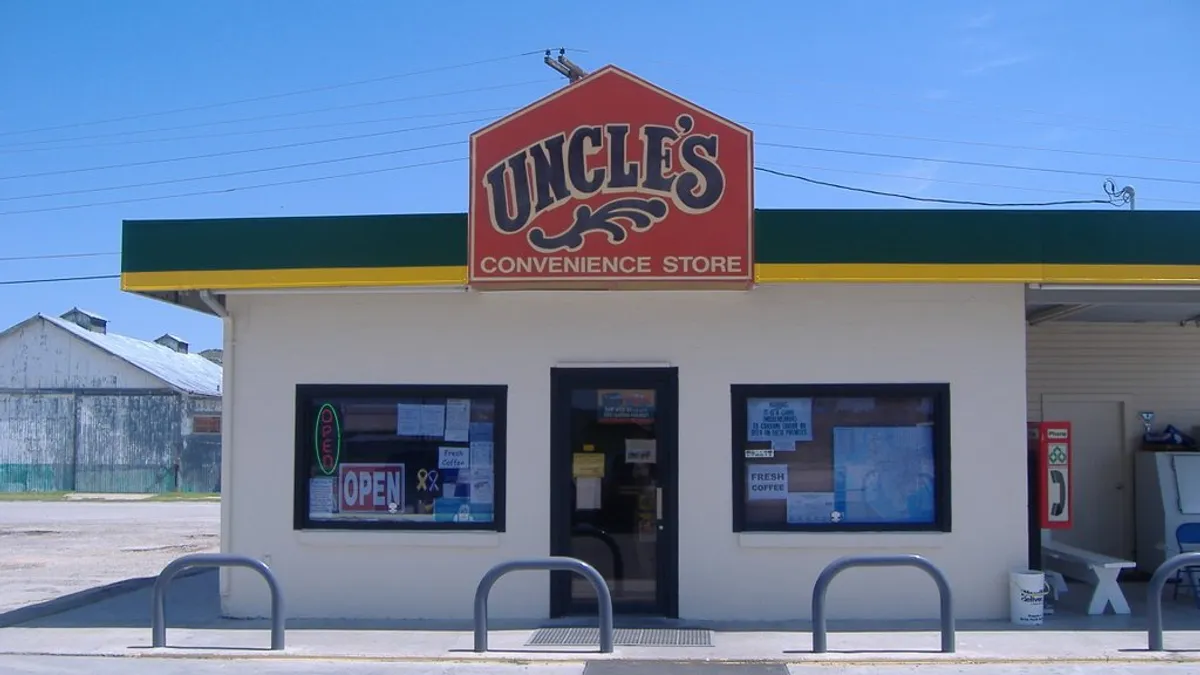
[1010,569,1047,626]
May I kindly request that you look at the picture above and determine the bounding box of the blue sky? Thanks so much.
[1,0,1197,350]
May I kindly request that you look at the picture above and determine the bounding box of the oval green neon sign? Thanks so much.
[314,403,341,475]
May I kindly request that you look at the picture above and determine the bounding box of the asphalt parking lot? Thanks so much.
[0,501,219,617]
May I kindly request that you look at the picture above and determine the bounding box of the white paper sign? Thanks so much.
[444,399,470,442]
[576,476,602,510]
[470,441,493,468]
[396,404,422,436]
[625,439,657,464]
[420,404,446,437]
[746,463,789,501]
[308,477,335,517]
[786,491,836,524]
[469,477,494,505]
[438,446,469,469]
[747,398,813,450]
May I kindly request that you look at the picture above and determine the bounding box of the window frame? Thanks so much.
[292,383,508,532]
[730,382,952,533]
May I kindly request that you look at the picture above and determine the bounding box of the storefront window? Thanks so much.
[731,383,951,533]
[293,384,506,531]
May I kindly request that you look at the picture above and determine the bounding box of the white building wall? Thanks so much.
[0,319,162,390]
[222,283,1028,622]
[1027,323,1200,430]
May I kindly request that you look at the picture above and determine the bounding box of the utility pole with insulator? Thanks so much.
[544,48,587,82]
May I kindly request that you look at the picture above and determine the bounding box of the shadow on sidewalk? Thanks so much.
[8,572,1200,638]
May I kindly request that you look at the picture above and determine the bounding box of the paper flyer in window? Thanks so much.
[308,477,336,518]
[443,398,471,442]
[438,446,470,470]
[624,439,656,463]
[747,398,813,450]
[746,464,788,501]
[575,476,602,510]
[420,404,446,437]
[469,476,494,505]
[470,441,493,468]
[786,492,836,524]
[396,404,422,436]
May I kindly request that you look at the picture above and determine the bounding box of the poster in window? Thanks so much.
[832,426,935,524]
[338,463,406,514]
[419,404,446,437]
[396,404,422,436]
[747,398,813,450]
[444,399,471,442]
[597,389,655,424]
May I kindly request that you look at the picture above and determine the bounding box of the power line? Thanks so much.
[754,166,1128,208]
[0,156,468,216]
[0,140,468,202]
[632,56,1197,137]
[0,274,119,287]
[748,121,1200,167]
[758,141,1200,187]
[0,50,578,139]
[0,79,554,149]
[0,117,492,182]
[755,160,1200,208]
[0,251,118,263]
[0,107,516,155]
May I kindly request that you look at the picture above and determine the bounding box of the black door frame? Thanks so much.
[549,366,680,618]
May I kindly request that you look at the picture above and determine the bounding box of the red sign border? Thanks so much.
[467,65,755,287]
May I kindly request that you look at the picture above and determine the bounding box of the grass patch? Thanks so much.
[0,491,72,501]
[0,491,220,502]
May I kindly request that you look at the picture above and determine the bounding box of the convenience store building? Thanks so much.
[119,65,1200,623]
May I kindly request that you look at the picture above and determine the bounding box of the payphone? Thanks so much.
[1029,421,1073,529]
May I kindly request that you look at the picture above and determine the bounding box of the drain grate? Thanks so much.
[527,627,713,647]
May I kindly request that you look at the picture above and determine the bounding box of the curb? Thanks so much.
[0,568,210,629]
[1,652,1198,666]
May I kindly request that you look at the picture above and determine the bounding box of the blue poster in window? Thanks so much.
[832,426,935,524]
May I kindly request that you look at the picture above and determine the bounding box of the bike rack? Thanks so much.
[474,556,614,653]
[151,553,285,650]
[811,554,955,654]
[1147,552,1200,651]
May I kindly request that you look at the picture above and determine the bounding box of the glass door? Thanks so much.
[549,367,678,617]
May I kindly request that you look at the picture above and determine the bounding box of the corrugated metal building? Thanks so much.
[0,308,223,493]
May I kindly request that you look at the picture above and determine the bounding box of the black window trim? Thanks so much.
[730,382,951,534]
[293,383,508,532]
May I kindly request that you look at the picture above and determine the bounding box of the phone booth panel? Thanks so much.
[1029,421,1072,529]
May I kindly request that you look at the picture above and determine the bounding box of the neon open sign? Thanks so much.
[314,403,341,475]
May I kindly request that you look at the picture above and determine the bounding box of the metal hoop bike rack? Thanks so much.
[811,554,955,654]
[473,556,614,653]
[1147,552,1200,651]
[151,553,285,650]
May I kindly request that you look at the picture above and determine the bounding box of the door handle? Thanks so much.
[656,487,663,520]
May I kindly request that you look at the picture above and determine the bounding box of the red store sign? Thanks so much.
[468,65,753,289]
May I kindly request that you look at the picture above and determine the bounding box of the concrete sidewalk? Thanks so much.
[2,571,1200,666]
